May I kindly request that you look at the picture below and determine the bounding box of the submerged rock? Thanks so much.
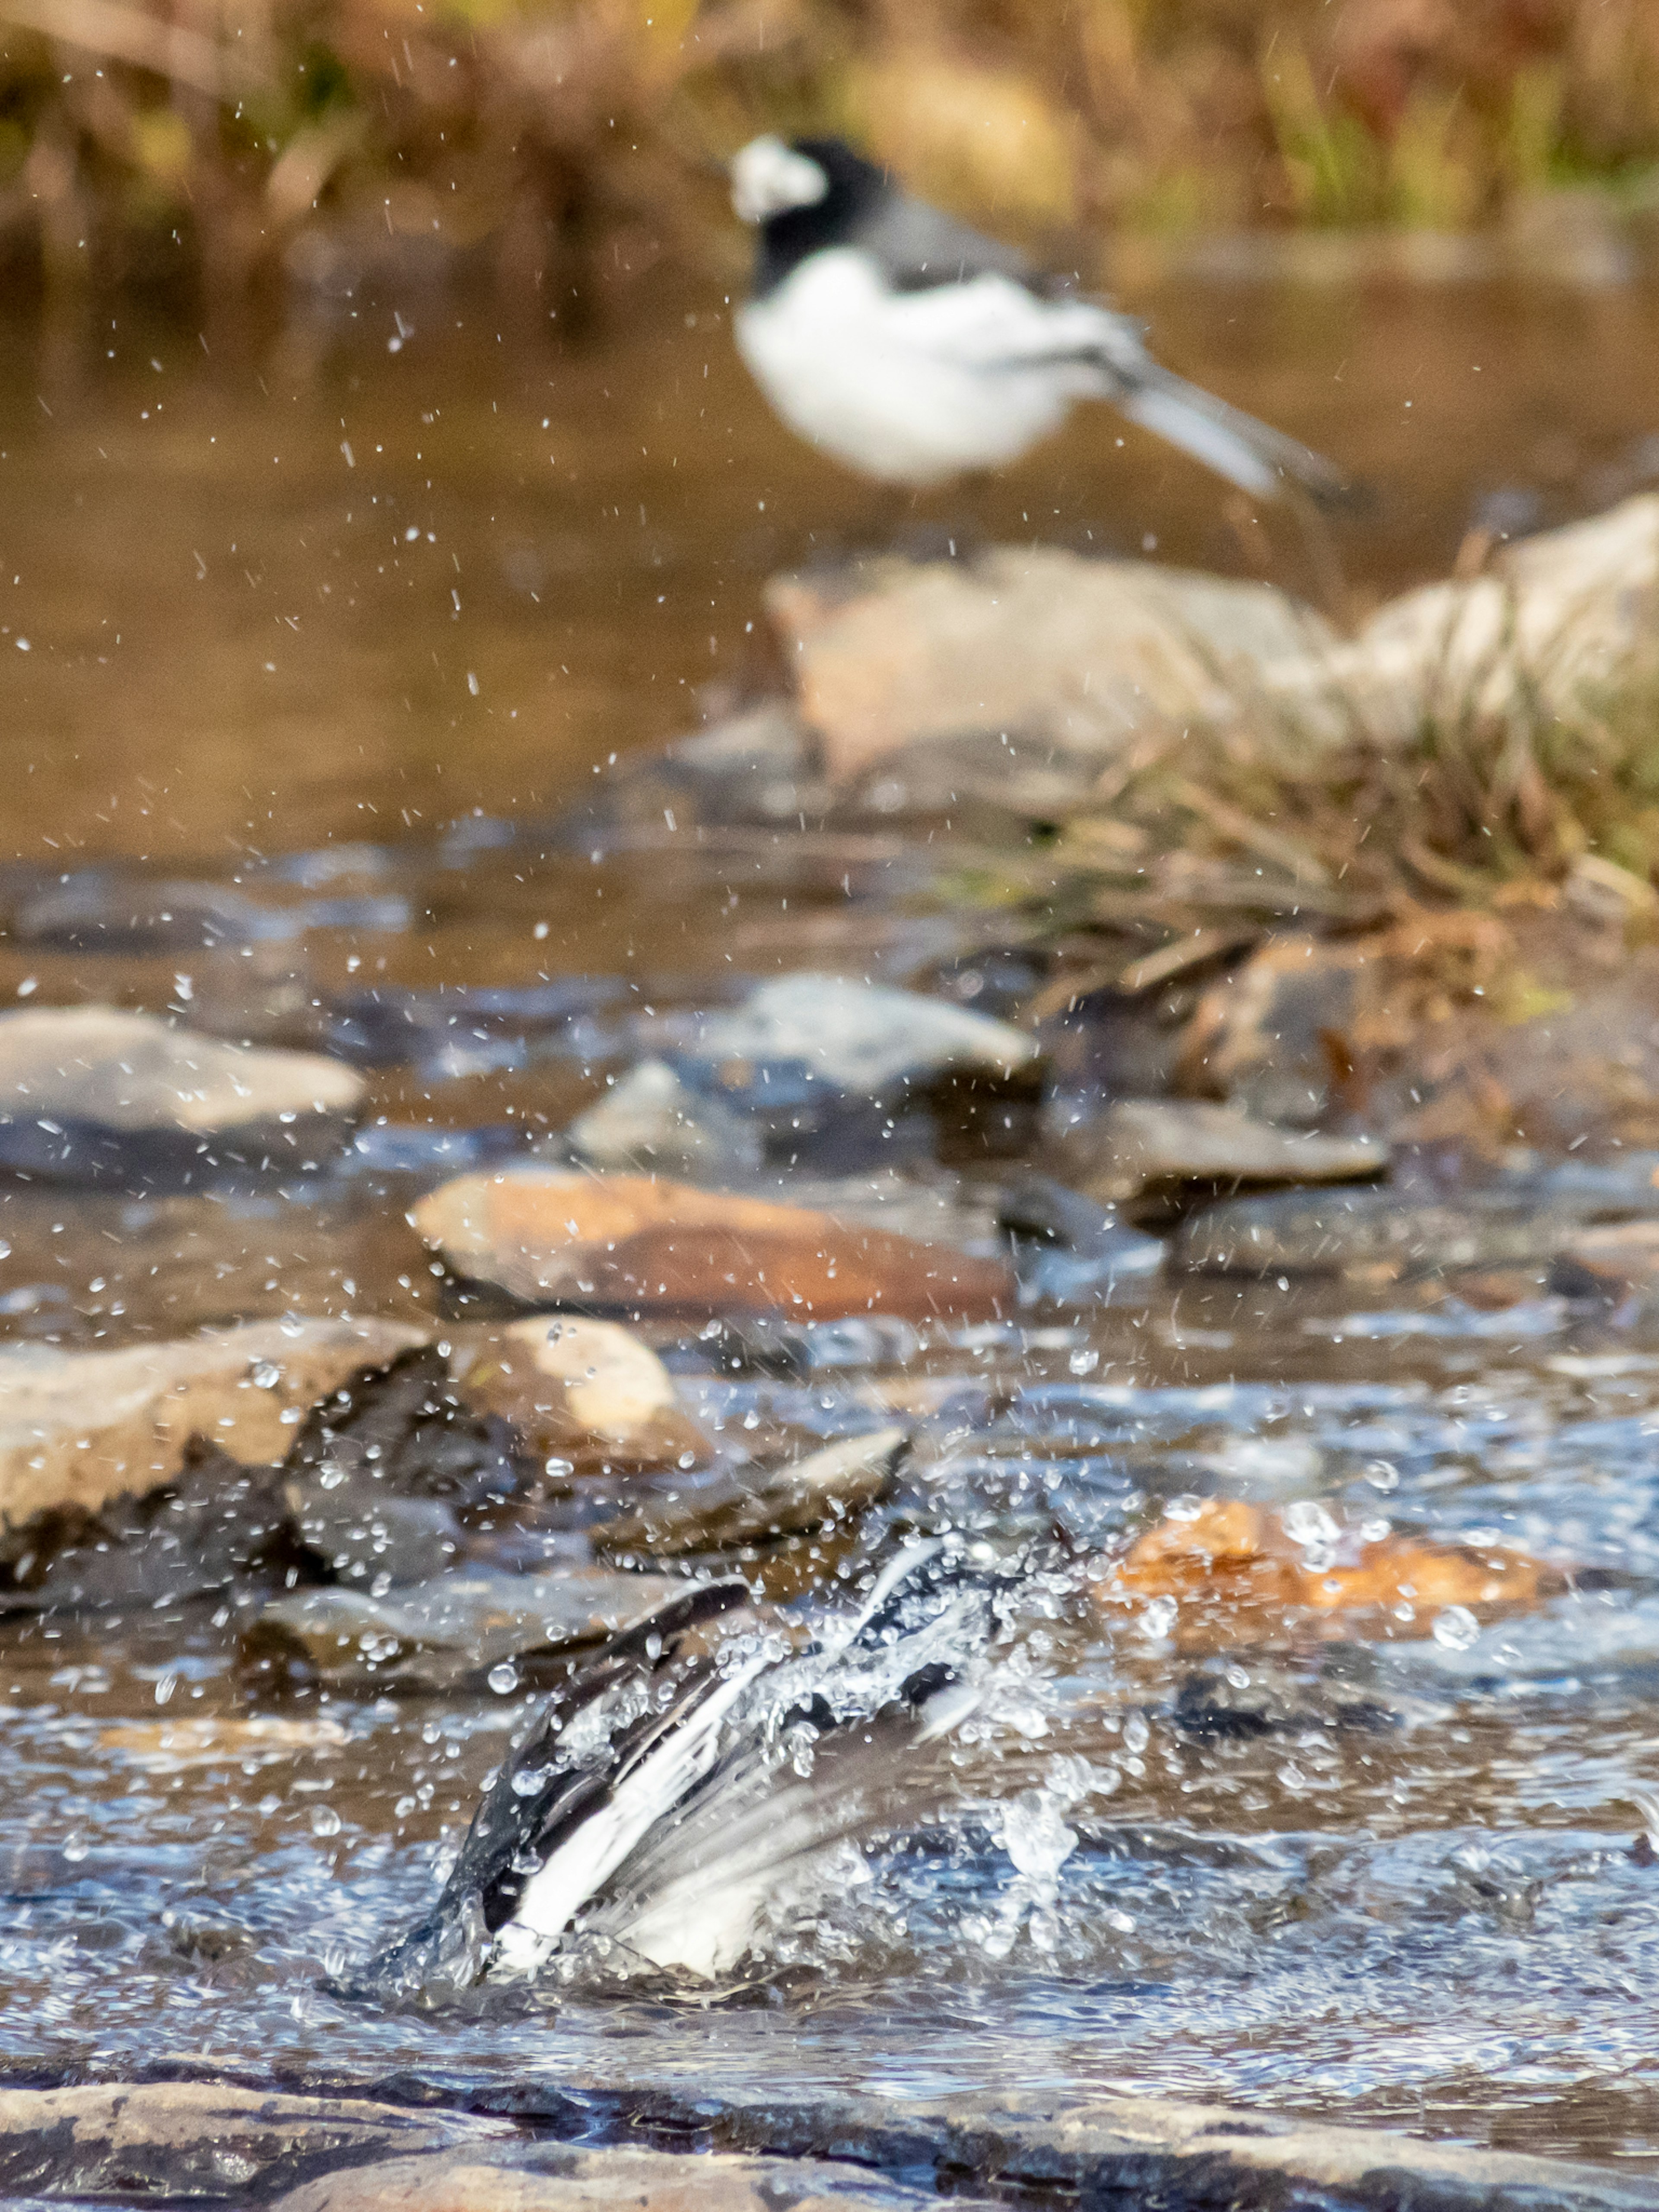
[0,1316,427,1535]
[1058,1099,1386,1208]
[0,1005,365,1182]
[1096,1497,1552,1653]
[594,1427,907,1556]
[1173,1185,1585,1277]
[413,1167,1015,1322]
[1551,1220,1659,1304]
[241,1565,685,1691]
[282,1344,519,1587]
[998,1176,1165,1302]
[452,1314,711,1475]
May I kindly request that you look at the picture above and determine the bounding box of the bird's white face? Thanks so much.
[730,136,829,226]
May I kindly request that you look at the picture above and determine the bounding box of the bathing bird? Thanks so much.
[364,1542,1007,1997]
[730,134,1353,506]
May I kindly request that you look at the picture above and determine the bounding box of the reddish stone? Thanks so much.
[412,1169,1013,1323]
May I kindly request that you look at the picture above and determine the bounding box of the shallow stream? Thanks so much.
[2,273,1659,2172]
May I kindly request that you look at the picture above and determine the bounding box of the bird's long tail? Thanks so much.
[1116,359,1357,511]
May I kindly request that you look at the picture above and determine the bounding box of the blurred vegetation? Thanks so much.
[0,0,1656,313]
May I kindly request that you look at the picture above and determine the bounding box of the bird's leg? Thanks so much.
[1288,495,1360,636]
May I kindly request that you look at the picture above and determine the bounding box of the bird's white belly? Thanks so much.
[737,252,1081,486]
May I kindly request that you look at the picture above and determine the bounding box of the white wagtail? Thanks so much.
[731,134,1352,505]
[362,1544,1005,1995]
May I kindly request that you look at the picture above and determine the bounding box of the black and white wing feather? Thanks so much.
[360,1546,1005,1999]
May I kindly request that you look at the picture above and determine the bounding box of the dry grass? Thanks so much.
[0,0,1655,311]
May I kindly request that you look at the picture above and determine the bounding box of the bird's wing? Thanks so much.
[354,1578,753,1999]
[885,276,1356,508]
[588,1546,1005,1975]
[881,272,1144,373]
[854,192,1048,293]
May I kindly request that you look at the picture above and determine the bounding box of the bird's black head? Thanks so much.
[731,133,892,295]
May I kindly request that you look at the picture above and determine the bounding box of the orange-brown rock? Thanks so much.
[1095,1497,1550,1651]
[413,1169,1014,1323]
[452,1315,712,1475]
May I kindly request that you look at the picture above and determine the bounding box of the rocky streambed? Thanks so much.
[6,384,1659,2200]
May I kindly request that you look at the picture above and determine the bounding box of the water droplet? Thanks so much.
[1283,1499,1340,1549]
[487,1662,518,1694]
[511,1764,550,1796]
[251,1360,281,1389]
[317,1461,348,1491]
[1068,1348,1100,1376]
[311,1805,342,1837]
[1138,1595,1177,1642]
[62,1830,88,1862]
[154,1672,177,1706]
[1433,1605,1481,1650]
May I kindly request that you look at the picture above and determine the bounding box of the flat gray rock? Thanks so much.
[405,2072,1659,2212]
[0,1005,365,1181]
[1175,1185,1585,1277]
[241,1565,686,1690]
[1064,1099,1387,1205]
[665,974,1039,1096]
[594,1427,907,1556]
[0,2083,503,2203]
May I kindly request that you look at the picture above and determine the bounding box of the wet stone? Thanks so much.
[594,1426,907,1556]
[269,2143,995,2212]
[656,972,1040,1097]
[413,1166,1016,1323]
[565,1058,762,1176]
[578,701,832,834]
[0,1315,429,1534]
[282,1344,521,1586]
[1095,1496,1552,1653]
[0,1005,366,1184]
[0,2083,502,2204]
[452,1314,712,1475]
[0,1439,299,1612]
[12,873,307,951]
[1056,1099,1387,1209]
[240,1564,685,1691]
[325,979,627,1076]
[1174,1184,1590,1277]
[998,1176,1166,1302]
[1550,1220,1659,1304]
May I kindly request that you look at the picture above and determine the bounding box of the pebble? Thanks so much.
[452,1314,712,1474]
[0,1005,365,1182]
[413,1166,1016,1322]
